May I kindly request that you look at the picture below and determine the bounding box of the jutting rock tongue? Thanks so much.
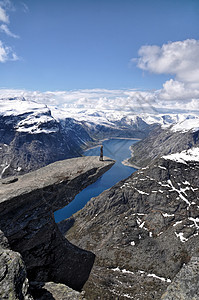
[0,156,115,291]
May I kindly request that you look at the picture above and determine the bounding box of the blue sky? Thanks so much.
[1,0,199,92]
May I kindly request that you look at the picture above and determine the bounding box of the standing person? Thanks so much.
[99,145,103,161]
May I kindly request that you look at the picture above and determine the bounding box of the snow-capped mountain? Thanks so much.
[1,96,198,136]
[1,96,199,177]
[0,97,93,178]
[0,97,59,136]
[170,116,199,133]
[50,106,199,134]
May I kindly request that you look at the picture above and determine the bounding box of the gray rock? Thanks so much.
[161,257,199,300]
[30,281,86,300]
[0,230,33,300]
[0,157,114,292]
[128,127,199,168]
[65,157,199,299]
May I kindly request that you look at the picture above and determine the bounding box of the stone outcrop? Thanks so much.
[161,256,199,300]
[64,156,199,299]
[30,281,86,300]
[128,127,199,168]
[0,156,114,295]
[0,230,33,300]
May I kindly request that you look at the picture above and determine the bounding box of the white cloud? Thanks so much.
[0,1,20,62]
[159,79,199,101]
[0,37,199,113]
[135,39,199,88]
[0,24,19,38]
[0,6,9,23]
[0,40,18,62]
[0,87,198,114]
[21,2,29,13]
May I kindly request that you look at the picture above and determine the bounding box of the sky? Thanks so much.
[0,0,199,112]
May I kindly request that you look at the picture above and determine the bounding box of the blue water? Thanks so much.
[54,139,138,222]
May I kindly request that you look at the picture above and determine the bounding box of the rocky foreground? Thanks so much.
[63,152,199,299]
[0,156,114,299]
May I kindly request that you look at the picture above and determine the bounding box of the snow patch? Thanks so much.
[163,148,199,164]
[173,220,183,227]
[162,213,175,217]
[134,188,149,195]
[158,166,167,170]
[171,117,199,133]
[175,232,188,243]
[110,267,171,283]
[188,217,199,229]
[0,164,10,179]
[167,179,191,206]
[147,273,171,283]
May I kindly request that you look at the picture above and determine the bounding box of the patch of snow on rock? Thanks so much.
[175,232,188,243]
[163,148,199,164]
[171,117,199,133]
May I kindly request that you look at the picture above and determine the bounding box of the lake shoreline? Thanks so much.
[55,138,139,222]
[121,145,140,169]
[122,158,140,169]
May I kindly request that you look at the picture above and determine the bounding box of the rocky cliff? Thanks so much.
[63,152,199,299]
[0,156,114,298]
[0,230,33,300]
[128,126,199,168]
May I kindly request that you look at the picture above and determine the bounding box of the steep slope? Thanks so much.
[63,149,199,299]
[128,124,199,168]
[0,98,93,178]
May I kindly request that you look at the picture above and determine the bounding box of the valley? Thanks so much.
[55,138,138,222]
[0,97,199,299]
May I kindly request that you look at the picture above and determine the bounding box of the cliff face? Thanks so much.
[64,155,199,299]
[0,156,115,295]
[0,230,33,300]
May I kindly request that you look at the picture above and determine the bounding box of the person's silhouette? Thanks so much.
[99,145,103,161]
